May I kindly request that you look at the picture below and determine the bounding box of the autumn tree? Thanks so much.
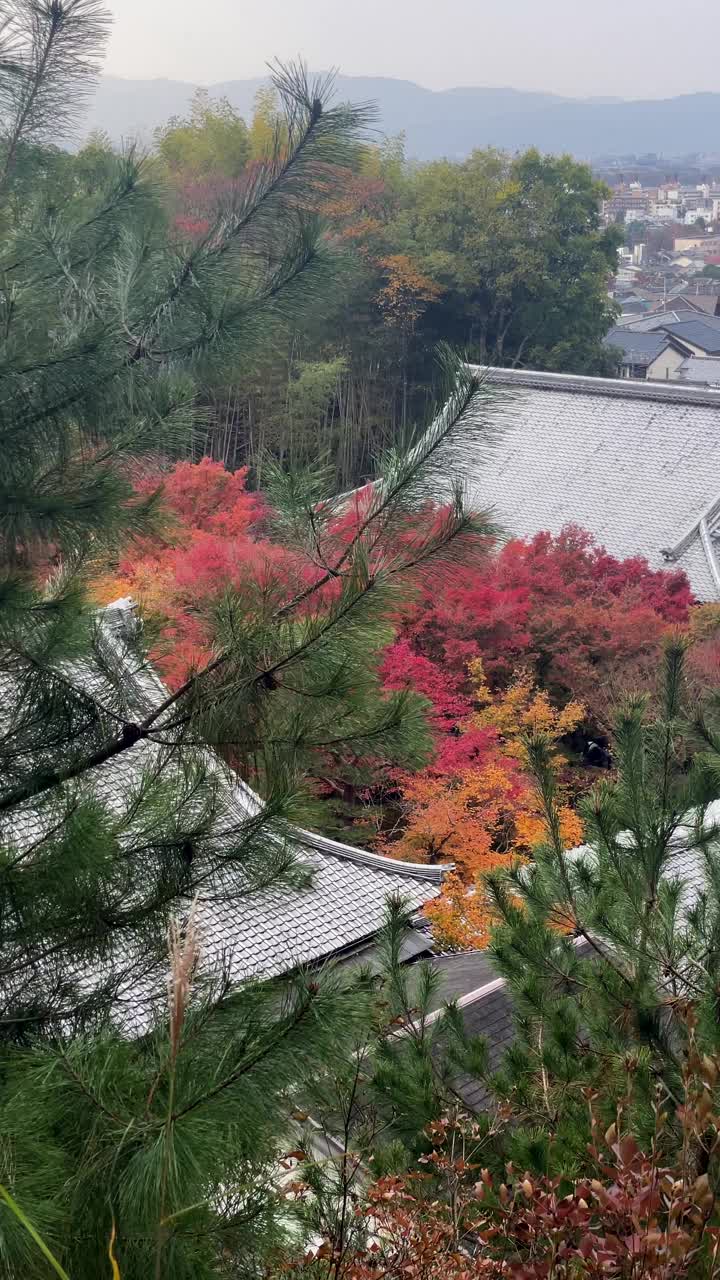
[292,1071,720,1280]
[91,455,447,827]
[383,661,584,949]
[392,526,692,736]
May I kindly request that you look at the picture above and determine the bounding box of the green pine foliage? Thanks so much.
[0,5,498,1274]
[486,635,720,1173]
[291,898,497,1268]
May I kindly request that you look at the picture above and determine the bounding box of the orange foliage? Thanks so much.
[376,254,442,331]
[386,668,584,951]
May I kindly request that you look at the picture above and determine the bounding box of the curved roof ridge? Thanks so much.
[472,364,720,407]
[294,825,449,883]
[699,518,720,595]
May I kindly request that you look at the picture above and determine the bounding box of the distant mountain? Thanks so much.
[81,74,720,163]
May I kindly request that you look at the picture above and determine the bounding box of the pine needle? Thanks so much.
[0,1183,71,1280]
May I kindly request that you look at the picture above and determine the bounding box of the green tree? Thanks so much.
[485,636,720,1174]
[248,84,285,160]
[293,898,496,1271]
[0,6,497,1275]
[155,88,251,181]
[386,148,621,373]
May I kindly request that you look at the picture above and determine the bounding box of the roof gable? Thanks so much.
[661,319,720,354]
[604,327,690,364]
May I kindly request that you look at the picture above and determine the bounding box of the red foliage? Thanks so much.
[380,639,472,734]
[392,526,693,732]
[94,457,292,686]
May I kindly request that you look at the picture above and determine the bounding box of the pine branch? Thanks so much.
[0,365,493,814]
[0,0,109,190]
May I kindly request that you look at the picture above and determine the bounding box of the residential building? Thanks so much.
[660,318,720,356]
[604,327,692,380]
[674,233,720,254]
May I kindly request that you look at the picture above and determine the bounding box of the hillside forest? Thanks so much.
[14,83,622,490]
[5,4,720,1278]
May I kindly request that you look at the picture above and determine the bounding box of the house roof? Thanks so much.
[617,300,651,317]
[678,357,720,387]
[603,327,686,365]
[618,309,720,333]
[450,367,720,599]
[674,293,720,316]
[4,599,445,991]
[661,319,720,354]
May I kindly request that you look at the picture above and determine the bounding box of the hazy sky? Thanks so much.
[105,0,720,99]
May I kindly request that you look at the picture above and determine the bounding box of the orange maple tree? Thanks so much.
[376,254,442,332]
[385,664,584,949]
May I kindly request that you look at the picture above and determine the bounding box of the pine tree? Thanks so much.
[290,898,495,1275]
[0,6,497,1273]
[485,635,720,1174]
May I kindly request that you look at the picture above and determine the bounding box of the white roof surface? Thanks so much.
[454,367,720,600]
[1,601,444,990]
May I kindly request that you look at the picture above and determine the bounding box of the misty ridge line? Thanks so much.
[82,73,720,163]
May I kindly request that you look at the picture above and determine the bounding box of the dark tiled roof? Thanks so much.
[453,985,516,1113]
[662,320,720,354]
[427,951,498,1008]
[604,327,679,364]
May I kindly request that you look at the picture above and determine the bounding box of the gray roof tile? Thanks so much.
[678,357,720,387]
[453,368,720,599]
[604,328,679,364]
[1,602,445,988]
[662,320,720,354]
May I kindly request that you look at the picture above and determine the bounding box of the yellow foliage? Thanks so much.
[385,663,586,951]
[468,659,584,756]
[424,872,498,951]
[688,603,720,644]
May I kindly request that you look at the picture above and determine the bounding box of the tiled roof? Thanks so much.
[604,327,681,364]
[661,319,720,354]
[674,294,720,316]
[450,368,720,599]
[678,357,720,387]
[2,600,445,990]
[619,310,720,333]
[199,833,443,981]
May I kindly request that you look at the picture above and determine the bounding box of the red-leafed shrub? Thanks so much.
[290,1043,720,1279]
